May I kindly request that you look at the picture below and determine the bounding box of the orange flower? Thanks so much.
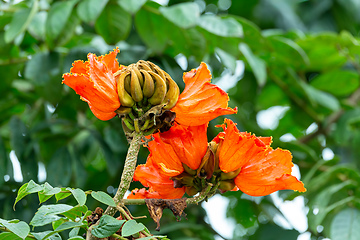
[63,49,236,124]
[171,62,237,126]
[128,156,185,199]
[215,119,306,196]
[62,48,121,120]
[130,119,306,199]
[128,123,207,199]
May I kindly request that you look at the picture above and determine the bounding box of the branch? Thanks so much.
[121,183,216,206]
[104,132,143,216]
[269,71,322,123]
[298,87,360,144]
[88,132,143,240]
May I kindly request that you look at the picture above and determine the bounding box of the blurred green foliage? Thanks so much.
[1,0,360,239]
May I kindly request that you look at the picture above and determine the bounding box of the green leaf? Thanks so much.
[38,204,74,215]
[91,215,125,238]
[68,237,85,240]
[166,26,206,59]
[118,0,147,14]
[308,180,354,232]
[42,222,85,240]
[30,212,62,228]
[27,11,46,40]
[299,81,340,112]
[256,83,290,109]
[248,223,299,240]
[215,48,237,73]
[43,183,61,195]
[121,220,145,237]
[91,191,116,207]
[135,3,168,53]
[32,231,61,240]
[334,109,360,145]
[133,237,167,240]
[95,2,131,44]
[45,0,78,46]
[24,51,60,86]
[310,70,359,96]
[38,192,53,205]
[4,0,39,43]
[77,0,108,23]
[234,16,264,49]
[160,2,199,28]
[198,15,242,37]
[52,218,67,231]
[297,34,347,71]
[55,188,72,202]
[226,198,258,228]
[0,219,30,239]
[239,43,267,86]
[38,183,60,204]
[69,188,87,206]
[30,204,74,227]
[69,227,80,238]
[47,147,72,187]
[0,232,25,240]
[267,36,309,68]
[14,180,43,209]
[62,205,88,221]
[330,208,360,240]
[90,129,121,177]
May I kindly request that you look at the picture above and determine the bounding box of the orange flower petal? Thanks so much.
[133,160,186,199]
[257,136,273,146]
[98,48,120,74]
[159,123,208,170]
[234,148,306,196]
[70,60,88,75]
[171,62,237,126]
[88,102,117,121]
[147,134,184,177]
[62,49,121,120]
[217,119,267,173]
[87,53,119,107]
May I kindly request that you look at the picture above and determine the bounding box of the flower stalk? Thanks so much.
[104,132,143,216]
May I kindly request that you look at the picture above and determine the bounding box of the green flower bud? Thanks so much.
[114,60,180,136]
[219,180,236,192]
[220,168,241,180]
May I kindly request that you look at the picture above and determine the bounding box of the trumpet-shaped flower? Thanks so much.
[62,48,121,120]
[171,62,237,126]
[129,119,306,199]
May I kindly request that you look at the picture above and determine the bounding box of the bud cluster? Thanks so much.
[171,140,241,196]
[114,61,180,136]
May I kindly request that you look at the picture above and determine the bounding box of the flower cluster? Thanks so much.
[63,48,236,134]
[128,119,306,199]
[63,49,305,200]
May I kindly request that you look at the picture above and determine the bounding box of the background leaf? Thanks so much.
[95,2,131,45]
[160,2,200,28]
[330,208,360,240]
[4,0,38,43]
[77,0,109,24]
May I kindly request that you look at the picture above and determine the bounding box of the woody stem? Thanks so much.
[104,132,143,216]
[121,183,216,206]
